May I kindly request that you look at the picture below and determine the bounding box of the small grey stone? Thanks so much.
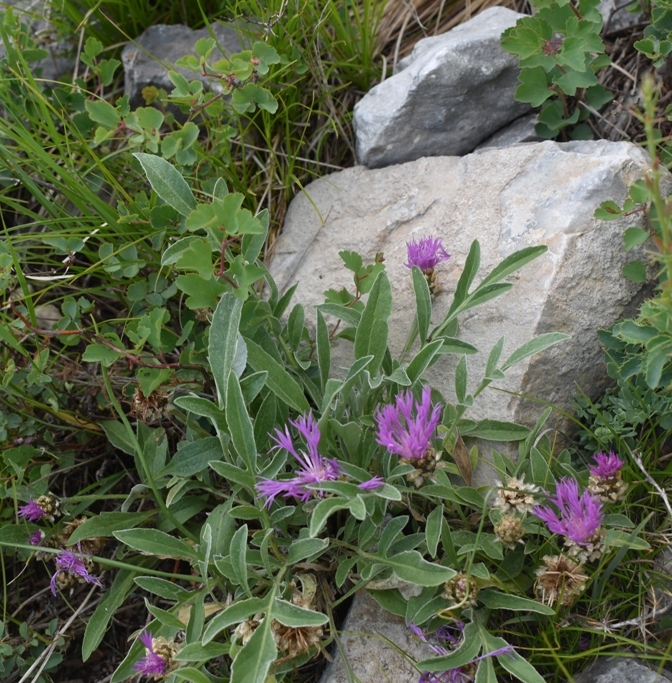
[353,7,530,169]
[572,657,672,683]
[122,23,242,107]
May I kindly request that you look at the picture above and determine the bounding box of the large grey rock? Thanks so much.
[122,23,242,107]
[353,7,530,169]
[573,657,672,682]
[320,594,431,683]
[270,141,660,484]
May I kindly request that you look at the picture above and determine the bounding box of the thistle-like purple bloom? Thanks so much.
[410,622,513,683]
[256,413,342,507]
[533,478,604,546]
[134,630,167,677]
[358,476,385,490]
[588,451,624,478]
[18,498,46,522]
[49,548,103,596]
[405,236,451,271]
[375,386,442,460]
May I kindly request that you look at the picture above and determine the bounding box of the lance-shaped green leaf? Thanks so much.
[418,622,481,670]
[226,372,257,474]
[316,309,330,391]
[133,153,196,217]
[230,605,278,683]
[208,293,244,408]
[354,271,392,375]
[478,589,554,615]
[272,598,329,627]
[245,338,310,413]
[370,550,456,586]
[230,524,251,595]
[501,332,571,371]
[68,511,155,545]
[113,529,200,561]
[203,596,270,643]
[412,265,431,344]
[82,570,136,661]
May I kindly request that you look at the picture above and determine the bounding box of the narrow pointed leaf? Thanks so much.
[133,153,196,217]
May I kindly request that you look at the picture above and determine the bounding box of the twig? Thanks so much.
[627,445,672,522]
[19,585,99,683]
[578,100,632,140]
[606,593,672,630]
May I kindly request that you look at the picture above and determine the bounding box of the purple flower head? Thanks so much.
[49,548,103,596]
[588,451,624,478]
[134,630,167,677]
[358,476,385,491]
[533,478,604,546]
[405,236,450,272]
[28,530,44,546]
[256,413,342,507]
[375,386,442,460]
[18,498,46,522]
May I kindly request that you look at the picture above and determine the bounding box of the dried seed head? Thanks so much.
[534,555,588,607]
[129,386,168,423]
[272,620,323,658]
[401,447,443,488]
[494,514,526,549]
[233,613,264,646]
[443,573,479,607]
[587,472,628,503]
[33,494,62,522]
[59,517,107,555]
[493,477,539,515]
[564,528,606,564]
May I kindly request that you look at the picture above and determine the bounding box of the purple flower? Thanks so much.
[405,236,450,271]
[358,476,385,490]
[18,498,46,522]
[49,548,103,596]
[134,630,167,677]
[533,478,603,546]
[28,530,44,546]
[588,451,624,478]
[256,413,342,507]
[375,386,442,460]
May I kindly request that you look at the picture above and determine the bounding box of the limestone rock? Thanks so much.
[573,657,672,682]
[353,7,530,169]
[122,23,242,107]
[270,141,660,484]
[320,594,431,683]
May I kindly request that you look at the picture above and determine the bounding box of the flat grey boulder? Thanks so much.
[353,7,530,169]
[122,23,242,107]
[270,141,659,484]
